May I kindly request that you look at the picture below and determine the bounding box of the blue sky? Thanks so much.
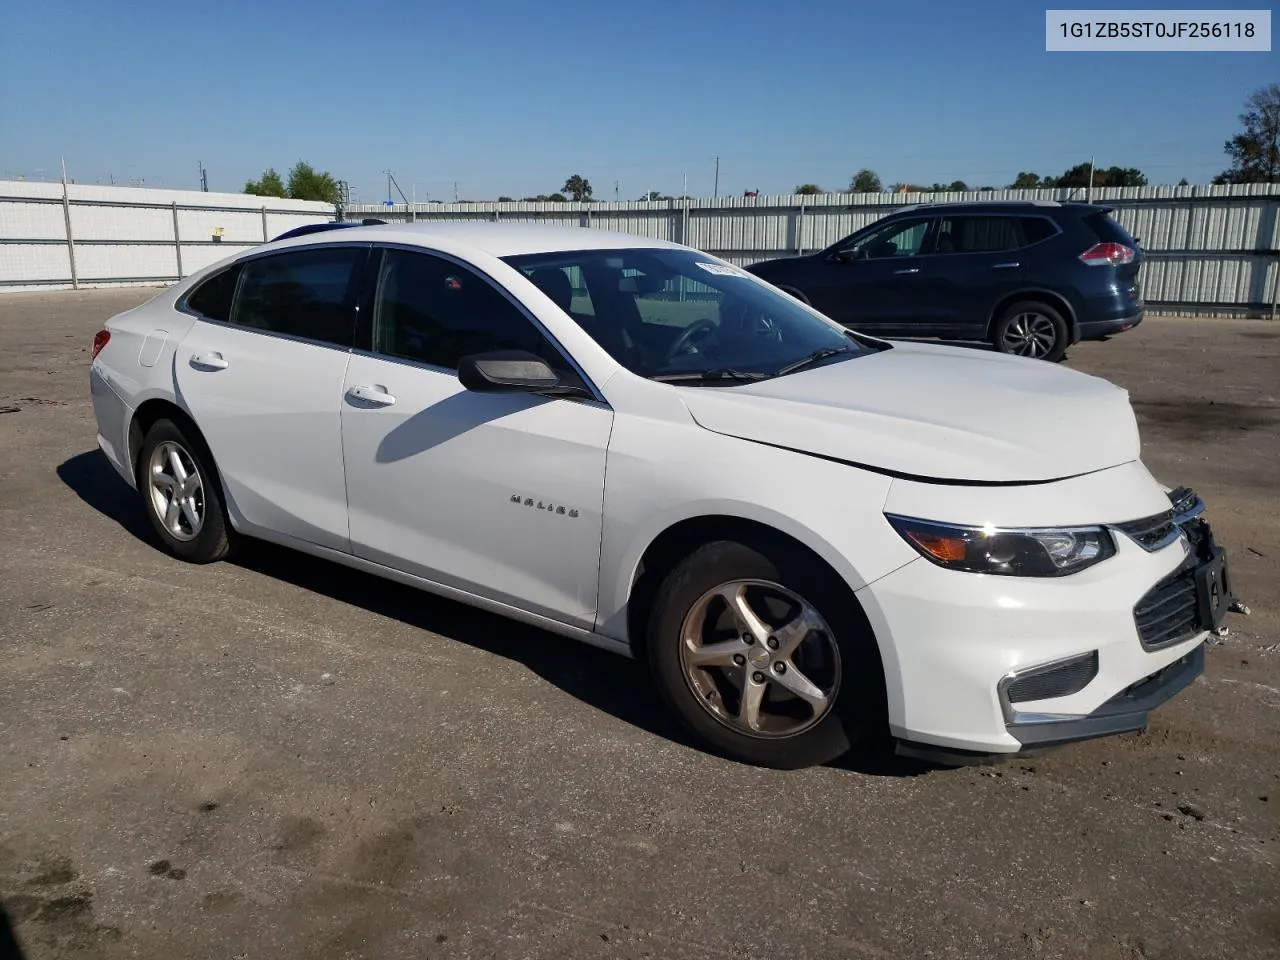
[1,0,1274,200]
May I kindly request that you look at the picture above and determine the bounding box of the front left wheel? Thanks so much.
[646,539,885,769]
[136,418,232,564]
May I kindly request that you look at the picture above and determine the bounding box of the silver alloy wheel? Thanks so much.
[679,579,841,739]
[147,440,205,542]
[1001,312,1059,358]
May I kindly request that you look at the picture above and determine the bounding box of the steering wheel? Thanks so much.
[666,318,719,359]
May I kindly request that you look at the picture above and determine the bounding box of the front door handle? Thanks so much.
[893,267,919,275]
[190,352,228,370]
[347,384,397,407]
[992,262,1021,269]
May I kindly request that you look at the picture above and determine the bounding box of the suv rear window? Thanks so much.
[1084,211,1138,247]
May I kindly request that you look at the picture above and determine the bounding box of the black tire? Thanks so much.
[136,418,232,563]
[646,539,886,769]
[991,300,1068,362]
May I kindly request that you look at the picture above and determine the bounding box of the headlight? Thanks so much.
[885,514,1115,577]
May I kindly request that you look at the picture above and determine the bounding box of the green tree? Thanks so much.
[1213,83,1280,184]
[848,168,882,193]
[1177,178,1189,187]
[947,180,968,191]
[548,192,568,202]
[283,161,340,204]
[244,167,286,197]
[794,183,823,195]
[1011,171,1044,189]
[497,196,514,202]
[562,174,593,201]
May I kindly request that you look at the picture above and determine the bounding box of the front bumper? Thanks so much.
[856,479,1223,758]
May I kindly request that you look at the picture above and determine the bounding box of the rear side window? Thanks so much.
[1084,211,1138,247]
[230,247,365,348]
[934,216,1020,253]
[184,265,241,321]
[1018,217,1058,245]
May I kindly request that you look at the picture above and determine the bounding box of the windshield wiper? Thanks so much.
[651,368,774,384]
[774,345,855,376]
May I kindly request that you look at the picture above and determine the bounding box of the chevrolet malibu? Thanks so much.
[88,222,1232,769]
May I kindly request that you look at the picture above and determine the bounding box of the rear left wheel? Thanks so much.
[992,300,1068,362]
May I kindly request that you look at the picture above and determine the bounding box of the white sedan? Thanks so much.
[88,221,1231,768]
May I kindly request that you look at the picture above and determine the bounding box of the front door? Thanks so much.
[806,217,936,331]
[173,244,368,552]
[339,248,612,630]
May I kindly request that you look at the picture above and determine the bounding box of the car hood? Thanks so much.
[676,341,1140,483]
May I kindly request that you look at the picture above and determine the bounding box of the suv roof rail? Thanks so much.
[271,218,388,242]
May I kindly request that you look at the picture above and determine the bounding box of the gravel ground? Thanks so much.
[1,290,1277,960]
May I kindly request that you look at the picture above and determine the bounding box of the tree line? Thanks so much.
[245,84,1279,205]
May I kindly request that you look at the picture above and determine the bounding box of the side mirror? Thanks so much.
[458,350,559,392]
[457,349,587,397]
[830,247,866,263]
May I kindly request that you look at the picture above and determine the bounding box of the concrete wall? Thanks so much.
[0,181,334,293]
[346,184,1280,317]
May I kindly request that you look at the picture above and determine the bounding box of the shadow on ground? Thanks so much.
[57,448,934,778]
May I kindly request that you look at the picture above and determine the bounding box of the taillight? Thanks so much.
[1079,242,1135,266]
[91,329,110,361]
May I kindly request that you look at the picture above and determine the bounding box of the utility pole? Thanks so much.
[713,156,719,198]
[454,181,459,203]
[1087,155,1095,204]
[614,180,619,201]
[198,160,208,191]
[682,169,687,198]
[384,169,392,205]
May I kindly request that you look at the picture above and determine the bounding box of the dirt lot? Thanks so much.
[1,289,1277,960]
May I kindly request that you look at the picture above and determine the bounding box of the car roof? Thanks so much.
[888,200,1112,216]
[272,220,689,258]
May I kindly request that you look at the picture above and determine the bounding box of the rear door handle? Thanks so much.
[347,384,397,407]
[992,262,1021,269]
[190,351,228,370]
[893,267,919,275]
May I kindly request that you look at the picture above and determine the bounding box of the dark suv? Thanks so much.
[745,201,1143,362]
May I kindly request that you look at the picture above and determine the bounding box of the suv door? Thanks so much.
[174,245,368,552]
[339,247,612,630]
[923,215,1031,338]
[807,217,936,331]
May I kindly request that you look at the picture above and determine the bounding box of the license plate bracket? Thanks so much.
[1193,545,1231,631]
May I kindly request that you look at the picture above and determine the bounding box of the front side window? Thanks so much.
[934,216,1021,254]
[841,219,931,259]
[229,247,365,347]
[372,249,563,371]
[503,248,874,382]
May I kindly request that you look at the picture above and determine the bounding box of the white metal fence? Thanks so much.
[0,180,333,293]
[347,184,1280,317]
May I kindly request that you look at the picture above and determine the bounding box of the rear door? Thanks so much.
[807,217,936,331]
[918,214,1030,338]
[174,244,368,552]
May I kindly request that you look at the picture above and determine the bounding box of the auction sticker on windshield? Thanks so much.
[694,262,745,276]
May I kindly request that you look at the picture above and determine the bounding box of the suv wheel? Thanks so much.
[992,301,1068,362]
[137,418,233,563]
[646,539,885,769]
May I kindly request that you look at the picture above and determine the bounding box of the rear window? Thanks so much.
[184,265,241,322]
[1018,217,1057,245]
[1084,211,1137,247]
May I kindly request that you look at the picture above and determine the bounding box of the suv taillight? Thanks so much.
[1079,242,1135,266]
[91,329,110,360]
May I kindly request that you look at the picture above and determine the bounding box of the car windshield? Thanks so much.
[501,247,873,382]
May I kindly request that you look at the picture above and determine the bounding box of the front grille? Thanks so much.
[1134,566,1199,649]
[1113,510,1178,551]
[1006,652,1099,703]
